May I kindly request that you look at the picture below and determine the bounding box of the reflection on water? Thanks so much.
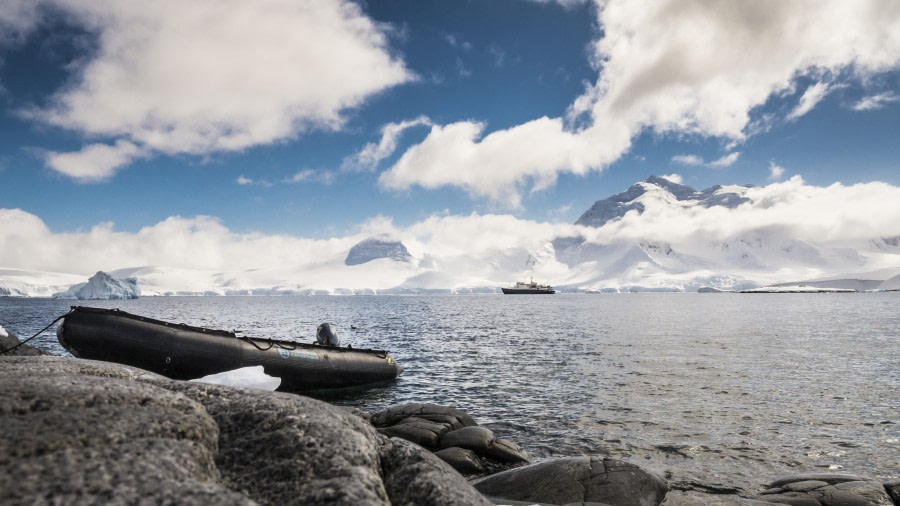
[2,293,898,492]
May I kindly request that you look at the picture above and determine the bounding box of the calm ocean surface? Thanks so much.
[2,293,898,493]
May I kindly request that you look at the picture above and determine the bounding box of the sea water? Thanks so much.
[1,293,897,493]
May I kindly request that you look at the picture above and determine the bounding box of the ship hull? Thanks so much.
[501,288,555,294]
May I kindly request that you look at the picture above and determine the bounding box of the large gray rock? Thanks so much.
[371,402,478,430]
[379,416,455,450]
[662,491,780,505]
[1,356,490,506]
[885,481,900,504]
[434,447,486,475]
[0,327,51,356]
[473,456,668,506]
[0,356,248,505]
[371,404,529,476]
[756,474,894,506]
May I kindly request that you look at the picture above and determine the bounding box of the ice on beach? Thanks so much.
[190,365,281,391]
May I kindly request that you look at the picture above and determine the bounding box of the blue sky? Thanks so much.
[2,0,899,242]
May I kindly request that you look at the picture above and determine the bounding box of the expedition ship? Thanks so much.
[501,278,555,294]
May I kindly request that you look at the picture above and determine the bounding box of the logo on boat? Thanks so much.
[277,349,319,361]
[386,357,394,365]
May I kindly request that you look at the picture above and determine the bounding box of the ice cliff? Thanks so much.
[53,271,140,300]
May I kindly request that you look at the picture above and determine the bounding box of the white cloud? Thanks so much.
[44,140,145,182]
[236,175,272,188]
[379,117,625,208]
[3,179,900,279]
[851,91,900,111]
[7,0,412,179]
[659,173,682,184]
[341,116,432,172]
[670,152,739,168]
[671,154,703,166]
[768,161,786,181]
[786,81,831,120]
[709,152,740,168]
[382,0,900,205]
[525,0,591,8]
[287,169,336,185]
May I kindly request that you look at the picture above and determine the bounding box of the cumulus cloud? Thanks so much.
[382,0,900,205]
[341,116,432,172]
[44,140,145,182]
[851,91,900,111]
[659,173,682,184]
[5,0,412,179]
[768,161,786,181]
[3,178,899,278]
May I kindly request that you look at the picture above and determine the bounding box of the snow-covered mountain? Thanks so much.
[53,271,140,300]
[2,176,898,295]
[345,236,412,266]
[575,175,751,227]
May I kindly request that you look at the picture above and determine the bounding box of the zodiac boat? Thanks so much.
[56,306,402,392]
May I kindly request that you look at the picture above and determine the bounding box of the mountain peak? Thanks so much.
[576,175,752,227]
[345,236,412,266]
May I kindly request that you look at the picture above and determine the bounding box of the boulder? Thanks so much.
[0,327,51,356]
[1,356,491,505]
[472,456,668,506]
[0,356,247,505]
[372,403,529,475]
[885,481,900,504]
[442,426,495,451]
[662,491,780,505]
[378,416,454,450]
[441,426,530,465]
[755,474,894,506]
[434,447,486,475]
[370,403,477,430]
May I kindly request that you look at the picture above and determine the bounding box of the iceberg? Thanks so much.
[53,271,140,300]
[189,366,281,391]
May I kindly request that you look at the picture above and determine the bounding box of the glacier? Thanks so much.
[2,176,899,296]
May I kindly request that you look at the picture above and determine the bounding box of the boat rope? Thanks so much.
[0,309,73,356]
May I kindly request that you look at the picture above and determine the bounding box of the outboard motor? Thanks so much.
[316,323,340,347]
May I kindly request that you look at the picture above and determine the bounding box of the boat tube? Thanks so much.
[57,306,402,392]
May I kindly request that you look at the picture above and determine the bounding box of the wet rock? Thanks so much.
[434,447,486,475]
[484,437,530,464]
[0,327,51,356]
[372,403,529,475]
[2,356,492,506]
[379,437,491,506]
[371,402,477,430]
[442,425,495,451]
[379,416,454,450]
[472,456,668,506]
[662,491,780,505]
[885,481,900,504]
[756,474,894,506]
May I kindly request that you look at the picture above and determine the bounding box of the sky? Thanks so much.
[1,0,900,276]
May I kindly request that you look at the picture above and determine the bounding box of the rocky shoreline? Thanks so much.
[2,330,898,505]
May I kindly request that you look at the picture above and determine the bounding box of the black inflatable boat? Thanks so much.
[57,306,402,392]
